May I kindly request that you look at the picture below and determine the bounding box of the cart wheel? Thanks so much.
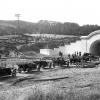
[18,68,23,73]
[26,68,30,72]
[12,69,16,77]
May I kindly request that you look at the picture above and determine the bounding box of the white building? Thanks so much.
[40,49,54,55]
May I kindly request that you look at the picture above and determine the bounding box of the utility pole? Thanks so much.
[15,14,21,34]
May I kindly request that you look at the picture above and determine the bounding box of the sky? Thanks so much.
[0,0,100,25]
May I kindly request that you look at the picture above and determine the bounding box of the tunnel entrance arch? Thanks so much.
[86,30,100,56]
[89,40,100,56]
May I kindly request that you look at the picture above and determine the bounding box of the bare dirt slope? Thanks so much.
[1,66,100,100]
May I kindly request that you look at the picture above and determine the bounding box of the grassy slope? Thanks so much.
[0,67,100,100]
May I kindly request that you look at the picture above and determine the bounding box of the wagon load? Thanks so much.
[18,62,37,73]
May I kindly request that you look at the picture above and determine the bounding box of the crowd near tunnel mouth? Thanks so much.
[89,40,100,56]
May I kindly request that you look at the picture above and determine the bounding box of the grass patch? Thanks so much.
[23,90,100,100]
[18,84,100,100]
[1,81,100,100]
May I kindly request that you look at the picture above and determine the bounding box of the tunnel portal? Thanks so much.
[89,40,100,56]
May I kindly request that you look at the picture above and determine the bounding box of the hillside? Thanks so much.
[0,20,99,36]
[0,20,36,35]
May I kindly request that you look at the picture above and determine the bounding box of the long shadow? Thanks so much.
[0,71,43,85]
[0,75,19,86]
[0,75,14,82]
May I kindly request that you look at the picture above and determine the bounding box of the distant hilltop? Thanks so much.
[0,20,99,36]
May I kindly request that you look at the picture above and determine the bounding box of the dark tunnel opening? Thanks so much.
[89,40,100,56]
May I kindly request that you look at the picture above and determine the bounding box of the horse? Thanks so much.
[69,56,82,67]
